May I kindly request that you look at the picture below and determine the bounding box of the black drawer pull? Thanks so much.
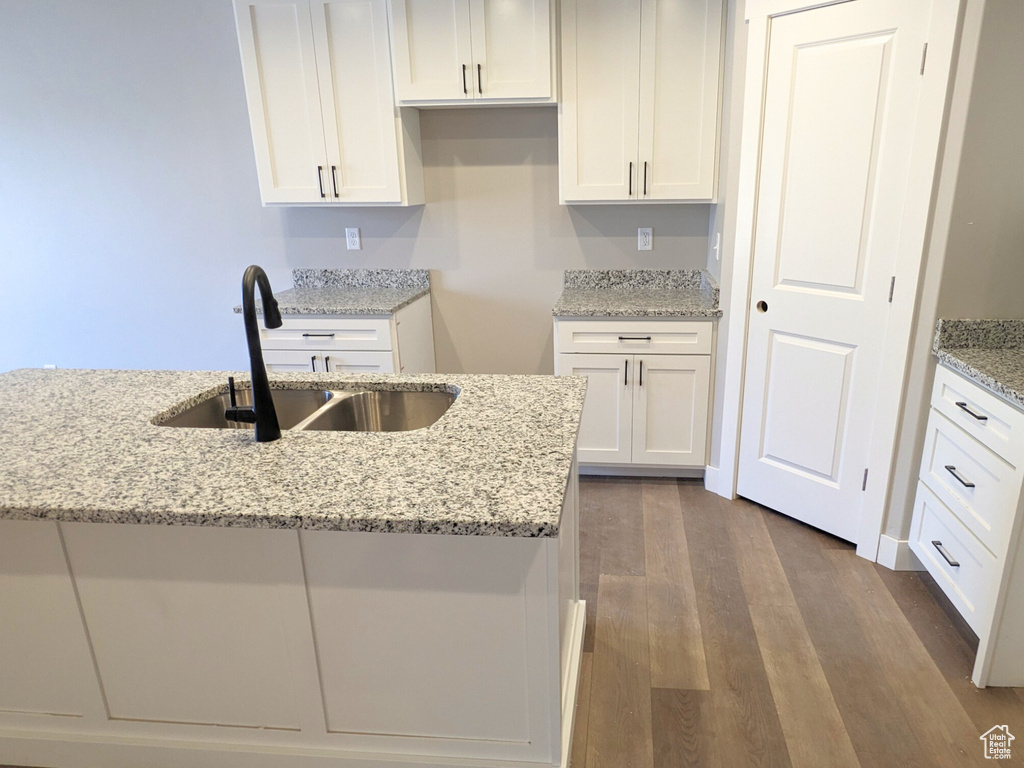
[944,465,975,488]
[302,333,335,338]
[624,359,628,387]
[932,540,960,568]
[310,355,317,372]
[639,359,644,387]
[618,336,652,341]
[955,401,988,421]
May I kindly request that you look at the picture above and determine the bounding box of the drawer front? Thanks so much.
[555,319,713,355]
[909,481,997,635]
[263,349,395,374]
[920,409,1020,556]
[260,317,394,352]
[931,365,1024,468]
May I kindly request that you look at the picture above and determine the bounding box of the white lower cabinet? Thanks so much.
[910,364,1024,687]
[258,295,436,374]
[554,319,712,471]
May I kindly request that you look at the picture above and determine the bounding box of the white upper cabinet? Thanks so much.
[388,0,553,105]
[234,0,424,206]
[560,0,723,203]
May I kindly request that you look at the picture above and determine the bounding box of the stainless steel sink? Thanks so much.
[158,387,333,430]
[298,390,455,432]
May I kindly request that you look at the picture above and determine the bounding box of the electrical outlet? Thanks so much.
[713,232,722,261]
[346,227,361,250]
[43,364,57,370]
[638,227,653,251]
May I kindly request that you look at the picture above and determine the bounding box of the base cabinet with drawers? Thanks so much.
[554,318,712,472]
[259,294,436,374]
[910,364,1024,687]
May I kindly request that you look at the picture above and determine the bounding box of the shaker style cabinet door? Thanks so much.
[388,0,474,102]
[631,354,710,466]
[468,0,551,100]
[311,0,405,203]
[234,0,330,203]
[559,0,642,201]
[556,353,633,465]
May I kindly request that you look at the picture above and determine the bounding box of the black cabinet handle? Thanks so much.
[462,64,467,94]
[955,401,988,421]
[944,465,976,488]
[477,63,482,94]
[639,360,644,387]
[628,162,633,196]
[618,336,652,341]
[331,165,339,198]
[324,355,330,372]
[624,359,628,386]
[643,161,648,196]
[310,355,317,372]
[302,333,335,338]
[317,166,325,199]
[932,540,960,568]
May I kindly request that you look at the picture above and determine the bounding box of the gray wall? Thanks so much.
[885,0,1024,541]
[0,0,710,376]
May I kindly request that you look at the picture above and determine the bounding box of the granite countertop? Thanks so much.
[552,269,722,317]
[0,369,586,537]
[934,318,1024,410]
[234,268,430,316]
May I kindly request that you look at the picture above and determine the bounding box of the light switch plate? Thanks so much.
[638,227,653,251]
[346,228,361,250]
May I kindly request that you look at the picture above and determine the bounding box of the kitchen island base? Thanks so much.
[0,471,583,768]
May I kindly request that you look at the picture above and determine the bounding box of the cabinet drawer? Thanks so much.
[931,365,1024,468]
[909,482,997,635]
[260,317,394,352]
[264,349,395,374]
[555,319,713,355]
[920,409,1021,556]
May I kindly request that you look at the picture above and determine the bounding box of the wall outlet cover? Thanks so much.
[346,228,361,250]
[638,227,653,251]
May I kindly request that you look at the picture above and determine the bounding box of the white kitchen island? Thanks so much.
[0,369,586,768]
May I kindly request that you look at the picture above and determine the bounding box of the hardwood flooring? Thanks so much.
[570,477,1024,768]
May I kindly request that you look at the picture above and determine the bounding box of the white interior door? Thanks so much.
[234,0,330,204]
[559,0,642,201]
[312,0,402,203]
[468,0,551,100]
[632,354,710,467]
[737,0,930,542]
[389,0,473,102]
[557,353,632,464]
[637,0,722,200]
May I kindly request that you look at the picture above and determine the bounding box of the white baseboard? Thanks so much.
[579,464,704,479]
[876,534,924,571]
[703,465,720,495]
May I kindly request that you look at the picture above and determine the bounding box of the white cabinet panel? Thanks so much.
[470,0,551,100]
[389,0,473,101]
[557,353,632,464]
[632,354,710,466]
[560,0,722,203]
[556,318,713,355]
[264,348,396,373]
[235,0,329,203]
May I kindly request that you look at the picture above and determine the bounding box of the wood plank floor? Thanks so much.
[571,477,1024,768]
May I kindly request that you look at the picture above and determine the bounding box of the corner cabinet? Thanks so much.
[554,318,713,471]
[559,0,723,203]
[910,365,1024,688]
[233,0,424,206]
[260,295,436,374]
[387,0,555,105]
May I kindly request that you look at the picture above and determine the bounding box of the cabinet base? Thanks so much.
[579,463,705,479]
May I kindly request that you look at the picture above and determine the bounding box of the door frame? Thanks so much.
[713,0,963,560]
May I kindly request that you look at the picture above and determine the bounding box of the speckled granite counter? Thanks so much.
[234,268,430,316]
[934,318,1024,410]
[552,269,722,317]
[0,368,586,537]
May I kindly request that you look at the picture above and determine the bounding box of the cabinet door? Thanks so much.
[556,353,633,465]
[234,0,331,203]
[311,0,404,203]
[559,0,642,202]
[637,0,722,200]
[389,0,474,102]
[469,0,551,100]
[632,354,709,467]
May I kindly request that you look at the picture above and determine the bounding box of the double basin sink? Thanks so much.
[158,386,455,433]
